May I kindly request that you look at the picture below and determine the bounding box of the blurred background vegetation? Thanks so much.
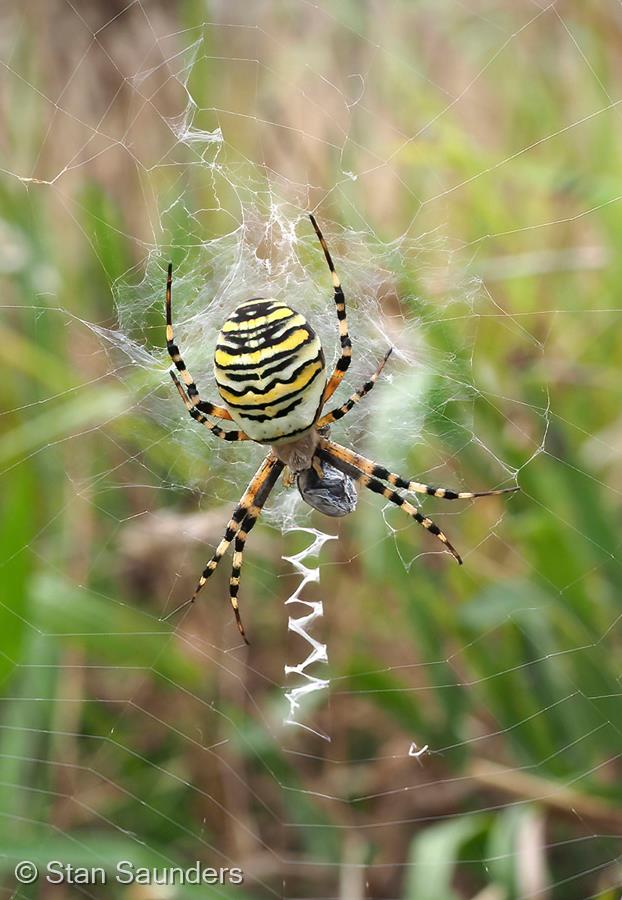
[1,0,622,898]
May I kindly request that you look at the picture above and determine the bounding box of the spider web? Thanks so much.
[1,1,621,898]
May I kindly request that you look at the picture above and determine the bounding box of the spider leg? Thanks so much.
[171,370,249,442]
[317,447,463,563]
[165,262,234,420]
[190,453,284,636]
[228,462,280,644]
[319,439,519,500]
[229,526,252,644]
[309,215,352,406]
[317,347,393,427]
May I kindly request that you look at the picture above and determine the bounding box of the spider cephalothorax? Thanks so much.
[166,215,518,643]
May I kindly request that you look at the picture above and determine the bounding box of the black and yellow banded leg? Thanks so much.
[165,262,234,420]
[227,458,284,644]
[320,439,519,501]
[358,473,462,563]
[318,347,393,428]
[190,453,284,624]
[309,215,352,404]
[318,446,462,563]
[171,371,249,442]
[229,529,250,644]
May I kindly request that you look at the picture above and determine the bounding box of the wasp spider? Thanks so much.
[166,215,518,643]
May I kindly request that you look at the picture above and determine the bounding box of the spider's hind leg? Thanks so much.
[320,439,519,501]
[227,459,285,643]
[316,446,463,563]
[228,520,252,644]
[187,455,283,639]
[362,473,463,564]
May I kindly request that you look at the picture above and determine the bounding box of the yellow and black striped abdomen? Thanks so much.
[214,298,326,443]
